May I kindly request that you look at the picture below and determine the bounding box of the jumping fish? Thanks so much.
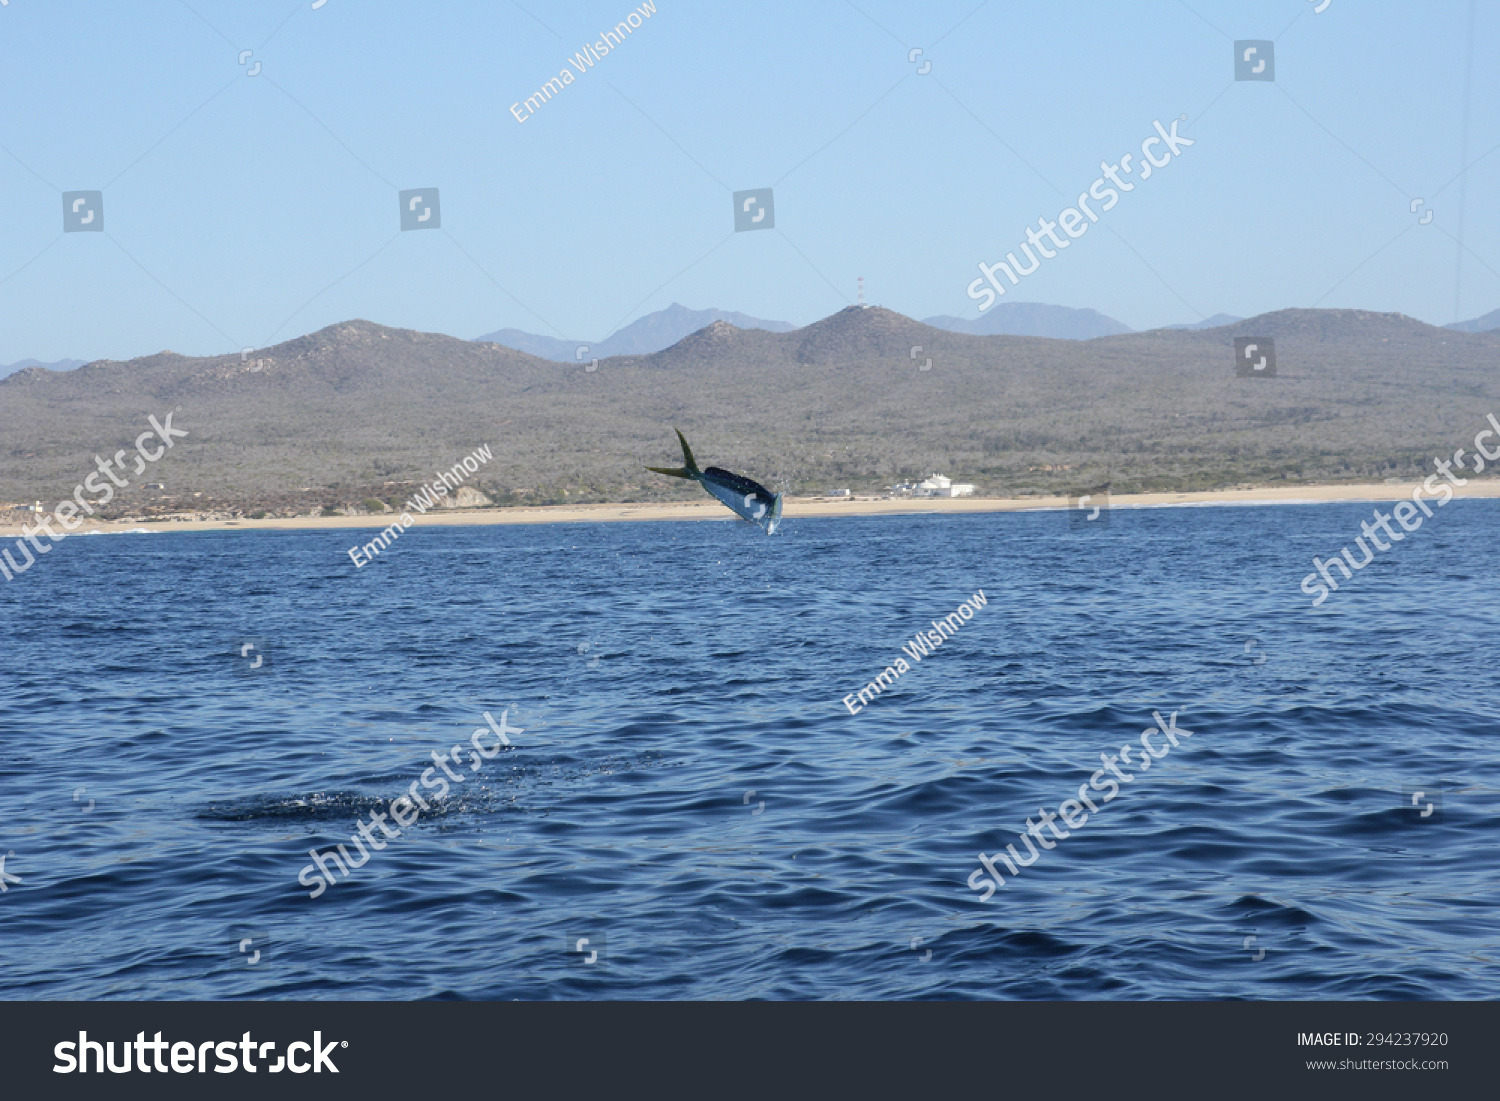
[646,429,783,534]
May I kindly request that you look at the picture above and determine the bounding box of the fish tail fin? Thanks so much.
[647,429,701,480]
[674,429,700,476]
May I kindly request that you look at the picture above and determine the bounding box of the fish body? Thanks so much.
[647,430,783,534]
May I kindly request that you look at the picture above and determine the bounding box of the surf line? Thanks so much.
[842,591,987,715]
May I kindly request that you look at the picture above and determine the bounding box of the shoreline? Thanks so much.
[3,480,1498,536]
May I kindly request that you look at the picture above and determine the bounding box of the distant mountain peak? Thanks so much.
[924,302,1131,340]
[474,303,794,362]
[1446,306,1500,333]
[1160,313,1242,331]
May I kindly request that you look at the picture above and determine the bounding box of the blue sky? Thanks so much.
[0,0,1495,362]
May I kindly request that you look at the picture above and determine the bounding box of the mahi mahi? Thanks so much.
[646,429,783,534]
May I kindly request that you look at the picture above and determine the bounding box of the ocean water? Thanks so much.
[1,502,1497,1000]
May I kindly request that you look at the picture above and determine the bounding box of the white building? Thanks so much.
[911,475,974,498]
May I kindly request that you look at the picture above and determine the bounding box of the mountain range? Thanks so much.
[473,299,1500,358]
[3,305,1497,517]
[11,301,1499,376]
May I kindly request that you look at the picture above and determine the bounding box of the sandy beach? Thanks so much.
[3,480,1498,536]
